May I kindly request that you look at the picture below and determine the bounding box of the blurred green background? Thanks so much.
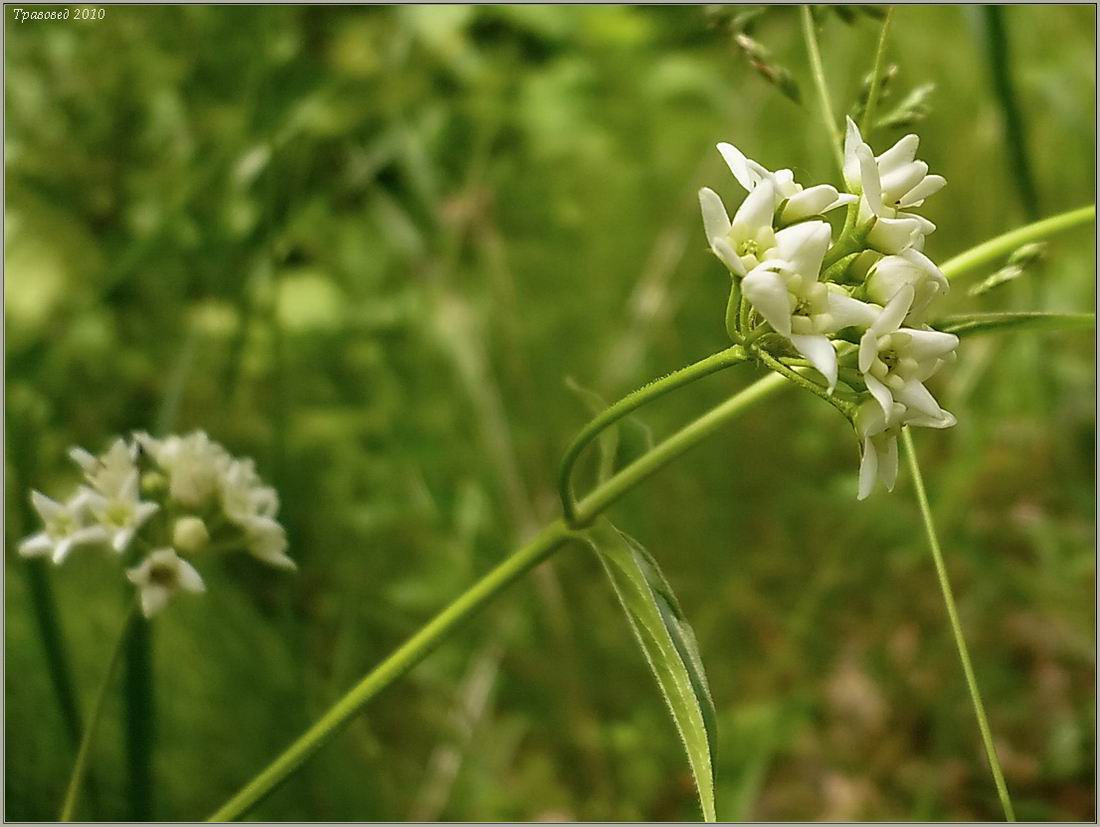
[5,5,1095,821]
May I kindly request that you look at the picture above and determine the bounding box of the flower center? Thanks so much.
[46,513,76,539]
[737,239,759,258]
[148,564,177,587]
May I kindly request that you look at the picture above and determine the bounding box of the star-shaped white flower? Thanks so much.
[865,248,949,323]
[140,431,230,508]
[83,470,160,554]
[858,285,959,424]
[19,490,108,564]
[699,179,778,276]
[126,548,206,618]
[741,221,878,390]
[717,141,855,224]
[855,398,902,500]
[245,517,296,571]
[70,438,138,498]
[843,119,941,254]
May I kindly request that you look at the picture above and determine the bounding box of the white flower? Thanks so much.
[126,548,206,618]
[141,431,229,507]
[858,285,959,425]
[741,221,878,389]
[70,438,138,498]
[245,517,296,571]
[855,399,901,500]
[220,459,279,525]
[699,180,778,276]
[843,118,940,254]
[19,490,108,564]
[717,142,855,223]
[865,249,949,323]
[83,471,160,554]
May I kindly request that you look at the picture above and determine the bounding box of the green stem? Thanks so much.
[725,280,742,343]
[860,6,894,135]
[940,205,1095,281]
[901,429,1016,822]
[60,605,139,821]
[800,5,845,174]
[209,372,789,820]
[756,349,854,419]
[208,520,576,821]
[559,345,747,527]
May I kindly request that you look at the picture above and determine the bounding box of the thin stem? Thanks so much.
[60,605,139,821]
[559,345,747,527]
[902,429,1016,822]
[208,520,575,821]
[860,6,894,135]
[940,204,1095,281]
[800,5,845,174]
[725,280,742,343]
[210,373,790,820]
[755,348,855,419]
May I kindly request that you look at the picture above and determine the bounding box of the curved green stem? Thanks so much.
[940,205,1095,281]
[209,372,788,821]
[60,605,139,821]
[756,348,855,419]
[902,429,1016,822]
[725,280,743,343]
[800,4,844,174]
[559,345,747,527]
[860,6,894,135]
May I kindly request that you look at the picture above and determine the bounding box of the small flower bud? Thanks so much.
[141,471,168,498]
[173,516,209,554]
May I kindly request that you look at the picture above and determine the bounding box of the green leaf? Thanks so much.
[936,311,1095,337]
[585,519,717,821]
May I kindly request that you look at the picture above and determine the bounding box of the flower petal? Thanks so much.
[140,585,171,619]
[901,328,959,362]
[858,436,878,501]
[742,268,792,336]
[698,187,731,246]
[773,220,830,278]
[177,559,206,594]
[716,142,760,191]
[864,373,895,418]
[871,284,915,336]
[880,434,899,492]
[731,179,776,237]
[790,333,838,391]
[827,288,879,330]
[712,237,744,275]
[900,174,945,207]
[876,133,919,175]
[895,379,944,420]
[782,184,846,222]
[18,532,53,558]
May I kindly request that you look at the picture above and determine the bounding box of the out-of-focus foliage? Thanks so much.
[5,5,1095,820]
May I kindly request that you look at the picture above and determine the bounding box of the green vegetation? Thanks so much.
[6,5,1095,820]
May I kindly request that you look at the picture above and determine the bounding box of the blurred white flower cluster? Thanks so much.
[19,431,294,617]
[699,119,958,500]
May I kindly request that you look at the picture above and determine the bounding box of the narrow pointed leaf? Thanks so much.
[585,519,717,821]
[935,311,1094,337]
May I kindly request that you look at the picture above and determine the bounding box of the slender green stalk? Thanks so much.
[800,5,844,173]
[559,346,747,526]
[940,205,1095,281]
[860,6,894,135]
[61,606,139,821]
[573,373,787,524]
[902,429,1016,822]
[208,520,576,821]
[755,349,855,419]
[209,372,789,820]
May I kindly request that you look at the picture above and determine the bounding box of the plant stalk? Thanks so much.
[860,6,895,135]
[559,345,747,526]
[60,605,140,821]
[902,428,1016,821]
[800,5,845,174]
[209,372,789,820]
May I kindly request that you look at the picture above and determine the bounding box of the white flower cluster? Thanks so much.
[19,431,294,617]
[699,119,959,500]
